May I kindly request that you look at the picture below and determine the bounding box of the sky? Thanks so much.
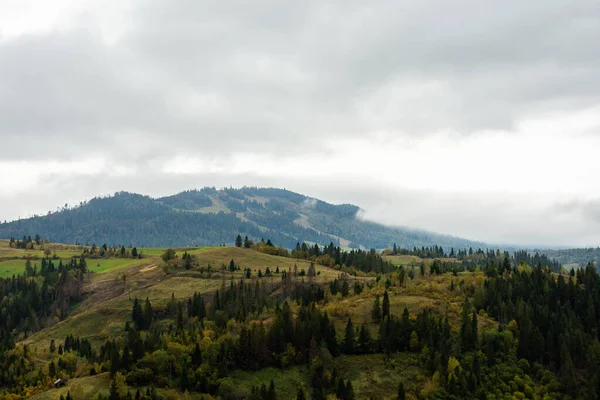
[1,0,599,248]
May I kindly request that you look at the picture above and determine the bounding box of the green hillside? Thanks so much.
[2,236,598,399]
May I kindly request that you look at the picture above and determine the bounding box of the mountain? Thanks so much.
[0,187,484,249]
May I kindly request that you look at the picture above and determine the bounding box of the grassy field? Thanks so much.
[227,353,424,399]
[228,365,309,398]
[335,353,424,399]
[30,373,112,400]
[0,259,28,278]
[0,239,86,259]
[383,254,424,266]
[88,258,148,273]
[189,247,349,283]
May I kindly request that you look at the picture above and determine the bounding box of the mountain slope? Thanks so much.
[0,187,483,249]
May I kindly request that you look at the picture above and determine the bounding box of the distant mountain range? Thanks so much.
[0,187,485,249]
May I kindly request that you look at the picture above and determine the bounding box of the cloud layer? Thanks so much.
[1,0,600,247]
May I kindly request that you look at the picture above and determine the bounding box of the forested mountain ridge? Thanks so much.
[0,187,484,249]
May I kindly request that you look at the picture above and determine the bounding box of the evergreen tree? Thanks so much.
[460,298,472,351]
[143,298,153,329]
[336,379,347,399]
[357,323,371,354]
[397,381,405,400]
[131,298,143,330]
[382,291,390,319]
[307,262,316,283]
[372,295,382,323]
[471,311,478,349]
[235,234,243,247]
[267,379,277,400]
[343,317,355,354]
[345,381,355,400]
[109,378,120,400]
[49,361,56,377]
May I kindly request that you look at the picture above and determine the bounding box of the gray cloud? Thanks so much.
[1,0,600,161]
[1,0,600,247]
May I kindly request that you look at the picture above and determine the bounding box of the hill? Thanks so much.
[535,247,600,268]
[0,187,483,250]
[2,238,598,399]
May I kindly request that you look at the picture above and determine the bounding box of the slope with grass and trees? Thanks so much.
[2,231,600,399]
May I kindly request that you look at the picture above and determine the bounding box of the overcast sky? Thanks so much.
[1,0,599,247]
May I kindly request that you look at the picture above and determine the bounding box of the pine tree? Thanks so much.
[307,262,316,283]
[336,379,347,399]
[109,378,120,400]
[471,311,478,349]
[267,379,277,400]
[345,381,355,400]
[397,381,405,400]
[341,278,350,297]
[143,298,153,329]
[357,323,371,354]
[372,295,382,323]
[460,298,472,351]
[382,291,390,319]
[49,361,56,377]
[236,234,243,247]
[343,317,355,354]
[131,298,143,329]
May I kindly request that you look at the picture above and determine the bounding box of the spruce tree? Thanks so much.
[109,378,120,400]
[357,323,371,354]
[143,298,153,329]
[267,379,277,400]
[397,381,405,400]
[471,311,478,349]
[296,387,306,400]
[343,317,355,354]
[372,295,382,323]
[336,379,347,399]
[460,298,472,351]
[345,381,355,400]
[235,234,243,247]
[382,291,390,319]
[49,361,56,377]
[131,298,143,329]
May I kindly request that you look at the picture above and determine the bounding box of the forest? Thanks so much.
[0,188,483,250]
[0,234,598,399]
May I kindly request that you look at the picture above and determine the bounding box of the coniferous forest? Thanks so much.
[0,232,599,399]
